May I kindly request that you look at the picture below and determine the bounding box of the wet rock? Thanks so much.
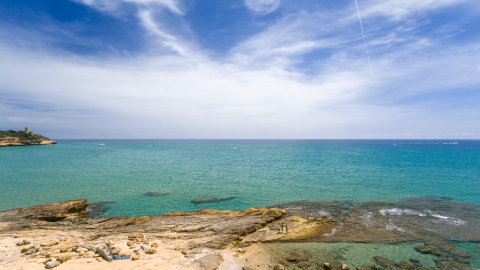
[45,260,61,269]
[324,263,332,270]
[16,200,88,222]
[415,246,434,254]
[85,201,115,219]
[356,267,372,270]
[144,192,171,197]
[191,196,236,204]
[434,256,470,265]
[396,261,415,269]
[286,257,298,262]
[342,264,350,270]
[374,256,395,268]
[408,258,420,264]
[426,241,471,258]
[194,253,224,270]
[274,264,285,270]
[436,260,471,270]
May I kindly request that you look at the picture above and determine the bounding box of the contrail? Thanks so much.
[354,0,375,80]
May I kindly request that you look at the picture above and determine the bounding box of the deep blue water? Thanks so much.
[1,140,479,217]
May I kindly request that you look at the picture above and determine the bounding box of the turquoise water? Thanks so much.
[1,140,479,217]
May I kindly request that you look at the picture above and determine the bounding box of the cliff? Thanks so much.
[0,130,57,147]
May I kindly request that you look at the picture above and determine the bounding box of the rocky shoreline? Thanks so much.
[0,199,478,270]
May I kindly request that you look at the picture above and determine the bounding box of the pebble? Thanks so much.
[87,259,93,263]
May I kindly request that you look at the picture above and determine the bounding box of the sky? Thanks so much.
[0,0,479,139]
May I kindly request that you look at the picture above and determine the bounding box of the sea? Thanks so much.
[1,139,479,268]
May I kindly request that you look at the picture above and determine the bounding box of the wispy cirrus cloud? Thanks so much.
[244,0,281,15]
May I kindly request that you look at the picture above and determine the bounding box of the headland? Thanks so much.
[0,128,57,147]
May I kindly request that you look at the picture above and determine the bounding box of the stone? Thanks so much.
[131,254,140,261]
[127,241,135,247]
[86,252,94,258]
[324,263,332,270]
[145,248,157,254]
[409,258,420,264]
[396,261,415,269]
[374,256,395,268]
[356,267,372,270]
[151,242,159,248]
[194,253,224,270]
[111,247,121,255]
[60,247,70,253]
[58,255,70,263]
[243,267,254,270]
[87,259,93,263]
[181,250,188,255]
[191,196,236,205]
[415,246,434,254]
[45,260,61,269]
[342,264,350,270]
[274,265,285,270]
[144,192,171,197]
[237,248,246,253]
[134,249,141,254]
[436,261,470,270]
[286,257,298,262]
[128,233,143,239]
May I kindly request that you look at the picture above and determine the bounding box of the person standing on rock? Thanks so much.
[285,223,288,235]
[277,223,282,234]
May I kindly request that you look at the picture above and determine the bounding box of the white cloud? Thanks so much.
[360,0,469,21]
[75,0,183,15]
[244,0,281,15]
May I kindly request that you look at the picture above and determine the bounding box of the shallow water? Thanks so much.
[265,242,436,269]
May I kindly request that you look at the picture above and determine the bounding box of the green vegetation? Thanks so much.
[0,130,51,142]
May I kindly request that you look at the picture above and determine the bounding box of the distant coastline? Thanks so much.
[0,128,57,147]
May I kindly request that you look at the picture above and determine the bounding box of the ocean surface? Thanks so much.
[1,139,479,216]
[2,139,480,268]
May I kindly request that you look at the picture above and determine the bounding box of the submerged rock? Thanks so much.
[144,192,171,197]
[85,201,115,219]
[191,196,235,204]
[373,256,395,268]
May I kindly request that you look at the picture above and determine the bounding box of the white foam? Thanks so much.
[285,207,302,210]
[361,211,373,226]
[318,210,331,217]
[379,208,426,217]
[386,222,404,232]
[379,208,465,225]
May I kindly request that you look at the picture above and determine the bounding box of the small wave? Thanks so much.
[99,144,105,145]
[285,207,302,210]
[379,208,465,225]
[318,210,331,217]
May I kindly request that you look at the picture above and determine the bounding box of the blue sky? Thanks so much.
[1,0,479,139]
